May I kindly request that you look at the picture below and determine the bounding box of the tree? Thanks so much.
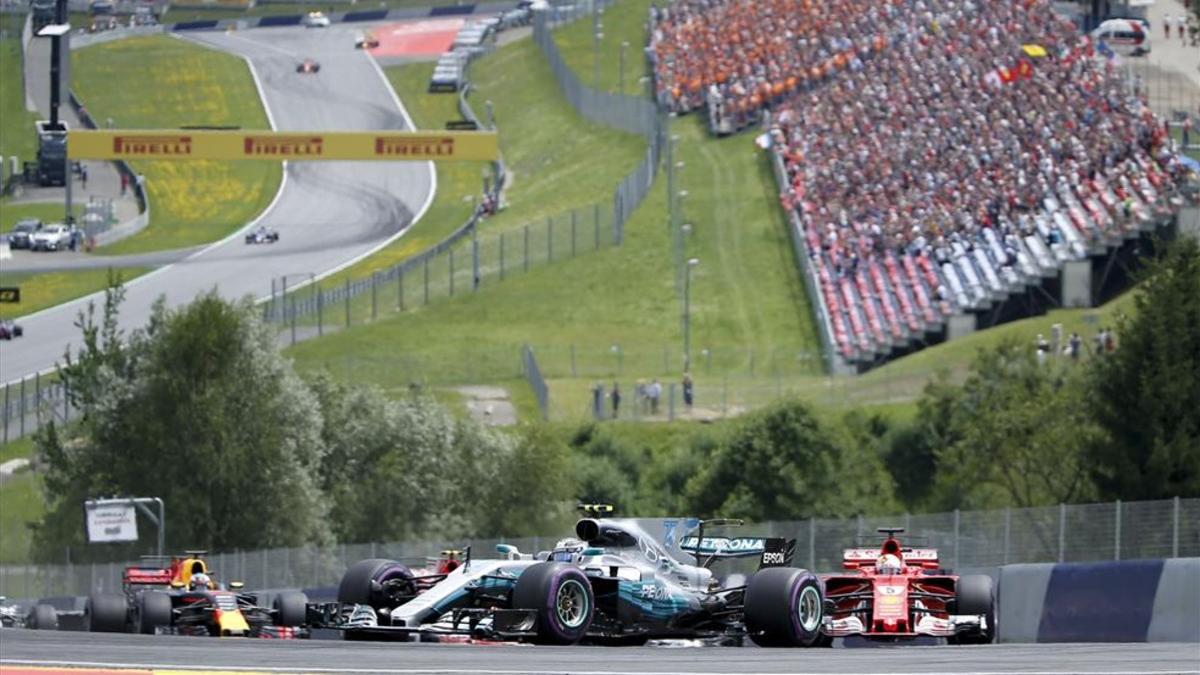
[684,399,897,521]
[1088,237,1200,500]
[916,340,1100,511]
[34,289,331,560]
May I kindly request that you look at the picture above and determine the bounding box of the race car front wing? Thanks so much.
[823,612,988,638]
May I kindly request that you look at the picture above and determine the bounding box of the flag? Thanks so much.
[1022,44,1048,57]
[1016,59,1033,80]
[999,67,1015,84]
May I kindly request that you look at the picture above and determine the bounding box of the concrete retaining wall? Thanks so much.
[998,558,1199,643]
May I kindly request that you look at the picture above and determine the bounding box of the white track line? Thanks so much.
[0,35,290,388]
[1,661,1195,675]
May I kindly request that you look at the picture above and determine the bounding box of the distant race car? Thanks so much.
[302,11,330,27]
[0,320,24,340]
[84,551,307,637]
[1,596,59,630]
[354,30,379,49]
[297,59,320,74]
[245,226,279,244]
[821,528,994,644]
[309,510,826,647]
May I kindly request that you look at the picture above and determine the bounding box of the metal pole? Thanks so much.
[1114,499,1121,561]
[1004,507,1011,565]
[524,225,530,272]
[344,278,351,327]
[371,273,378,320]
[20,375,26,438]
[953,508,960,570]
[1172,496,1180,558]
[34,372,41,430]
[1058,503,1066,563]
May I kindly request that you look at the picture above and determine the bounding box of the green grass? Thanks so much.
[0,266,150,321]
[0,14,39,171]
[552,0,653,97]
[0,470,40,565]
[0,200,82,231]
[0,437,35,466]
[71,36,281,255]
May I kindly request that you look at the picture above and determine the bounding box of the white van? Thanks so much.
[1091,19,1151,56]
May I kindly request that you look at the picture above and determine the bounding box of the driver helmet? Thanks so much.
[876,554,903,574]
[550,537,586,563]
[189,572,211,590]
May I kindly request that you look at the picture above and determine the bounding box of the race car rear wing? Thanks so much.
[123,566,173,586]
[680,536,796,570]
[842,547,941,569]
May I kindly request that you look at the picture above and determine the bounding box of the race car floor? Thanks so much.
[1,631,1197,675]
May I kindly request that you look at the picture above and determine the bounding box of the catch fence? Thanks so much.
[1,498,1195,600]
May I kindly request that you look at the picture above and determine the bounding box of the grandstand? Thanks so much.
[650,0,1197,372]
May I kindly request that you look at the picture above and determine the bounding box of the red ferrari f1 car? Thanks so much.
[821,528,994,644]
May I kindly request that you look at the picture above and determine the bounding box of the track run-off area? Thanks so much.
[1,631,1198,675]
[0,23,435,384]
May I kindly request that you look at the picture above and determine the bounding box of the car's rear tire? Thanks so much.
[30,604,58,630]
[744,567,824,647]
[86,593,128,632]
[949,574,995,644]
[511,562,593,645]
[274,590,308,627]
[337,559,415,609]
[137,591,172,634]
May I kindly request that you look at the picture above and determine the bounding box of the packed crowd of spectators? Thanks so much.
[651,0,1194,361]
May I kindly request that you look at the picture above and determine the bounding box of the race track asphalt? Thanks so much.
[0,24,434,383]
[1,630,1198,674]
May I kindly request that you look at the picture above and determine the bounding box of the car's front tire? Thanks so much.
[949,574,995,644]
[273,590,308,627]
[511,562,593,645]
[744,566,824,647]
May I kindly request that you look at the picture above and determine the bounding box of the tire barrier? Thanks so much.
[998,558,1199,643]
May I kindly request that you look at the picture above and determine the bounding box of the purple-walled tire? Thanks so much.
[511,562,594,645]
[337,558,414,608]
[744,567,824,647]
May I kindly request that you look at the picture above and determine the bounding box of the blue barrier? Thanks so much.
[342,9,389,22]
[172,20,219,31]
[1036,559,1165,642]
[257,14,304,27]
[430,4,475,15]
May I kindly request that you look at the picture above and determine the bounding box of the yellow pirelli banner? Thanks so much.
[67,129,499,162]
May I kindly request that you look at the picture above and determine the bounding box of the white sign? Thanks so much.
[85,502,139,543]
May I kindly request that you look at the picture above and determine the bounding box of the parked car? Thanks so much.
[8,219,43,249]
[30,224,70,251]
[302,11,330,27]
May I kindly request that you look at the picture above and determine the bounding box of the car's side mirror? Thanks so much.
[229,581,244,590]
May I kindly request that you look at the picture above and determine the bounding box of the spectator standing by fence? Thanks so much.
[610,382,621,419]
[682,373,694,412]
[648,379,662,415]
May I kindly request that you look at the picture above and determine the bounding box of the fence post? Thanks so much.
[424,258,430,305]
[1058,503,1066,563]
[500,233,506,280]
[594,203,601,250]
[1004,507,1011,565]
[1114,499,1121,560]
[317,284,323,337]
[344,278,351,327]
[547,217,553,262]
[291,295,297,345]
[3,382,9,443]
[371,273,378,321]
[571,209,577,257]
[398,267,405,311]
[1172,496,1180,558]
[953,508,960,570]
[809,518,816,570]
[524,225,530,272]
[35,372,40,430]
[449,249,455,296]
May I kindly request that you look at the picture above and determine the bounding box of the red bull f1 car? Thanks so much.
[311,510,826,647]
[84,551,307,637]
[821,528,994,643]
